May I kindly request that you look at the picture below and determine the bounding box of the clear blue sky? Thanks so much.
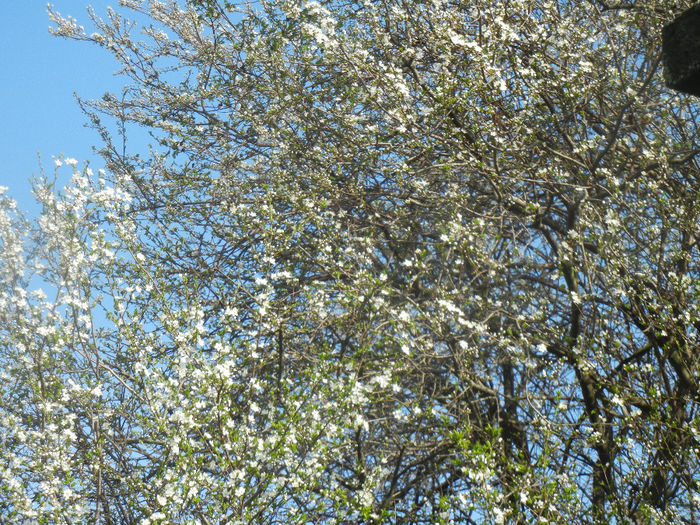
[0,2,128,212]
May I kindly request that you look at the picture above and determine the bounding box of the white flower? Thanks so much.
[354,414,369,431]
[374,373,391,388]
[31,288,47,300]
[448,29,478,49]
[223,305,238,317]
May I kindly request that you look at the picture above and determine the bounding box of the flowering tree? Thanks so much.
[1,0,699,522]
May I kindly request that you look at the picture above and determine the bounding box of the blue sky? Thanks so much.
[0,2,128,212]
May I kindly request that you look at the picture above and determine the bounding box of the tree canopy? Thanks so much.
[1,0,699,523]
